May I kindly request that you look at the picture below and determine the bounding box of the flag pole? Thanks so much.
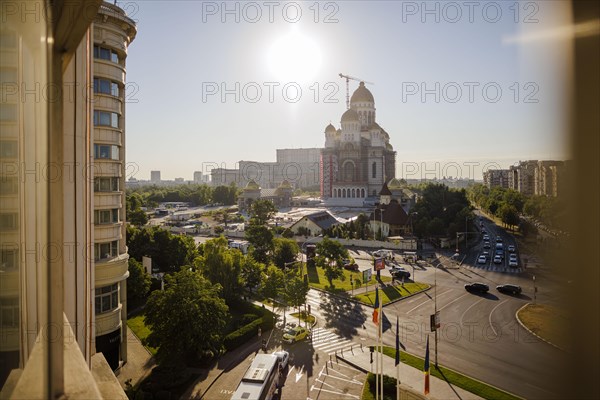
[379,291,383,400]
[374,287,379,400]
[396,316,400,400]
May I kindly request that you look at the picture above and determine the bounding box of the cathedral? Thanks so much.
[320,82,396,204]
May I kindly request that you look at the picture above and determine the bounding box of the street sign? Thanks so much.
[362,268,372,284]
[430,312,441,331]
[374,257,386,271]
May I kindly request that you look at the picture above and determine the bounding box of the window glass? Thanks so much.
[0,141,18,158]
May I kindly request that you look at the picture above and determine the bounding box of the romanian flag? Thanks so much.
[424,335,430,395]
[372,287,379,325]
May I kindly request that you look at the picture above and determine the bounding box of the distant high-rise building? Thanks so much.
[483,169,509,189]
[151,170,161,182]
[509,160,567,197]
[193,171,203,183]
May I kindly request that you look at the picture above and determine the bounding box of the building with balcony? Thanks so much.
[483,169,509,189]
[92,2,137,370]
[0,1,135,398]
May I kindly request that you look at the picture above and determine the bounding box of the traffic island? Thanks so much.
[353,282,431,306]
[516,303,570,351]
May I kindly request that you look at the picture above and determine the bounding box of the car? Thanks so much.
[272,350,290,369]
[391,269,411,280]
[477,255,487,264]
[495,243,504,250]
[483,242,491,249]
[496,284,522,295]
[482,250,490,257]
[508,259,519,267]
[282,326,310,344]
[508,245,516,252]
[464,282,489,293]
[495,249,504,257]
[496,237,503,243]
[483,235,490,241]
[509,253,518,260]
[343,259,359,271]
[482,228,487,234]
[493,255,502,264]
[373,249,393,260]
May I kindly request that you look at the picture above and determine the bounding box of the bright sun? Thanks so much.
[266,29,322,83]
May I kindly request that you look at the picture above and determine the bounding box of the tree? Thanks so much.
[128,208,149,227]
[127,258,151,307]
[315,237,348,288]
[283,271,309,322]
[273,238,300,269]
[245,225,274,264]
[240,257,263,293]
[197,236,244,302]
[499,204,520,230]
[261,265,284,310]
[144,269,228,364]
[249,199,277,225]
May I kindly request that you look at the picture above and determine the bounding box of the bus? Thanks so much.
[231,354,281,400]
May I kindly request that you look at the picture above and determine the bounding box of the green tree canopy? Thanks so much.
[196,236,244,302]
[144,269,228,364]
[248,199,277,225]
[315,237,348,288]
[273,238,300,269]
[127,258,151,307]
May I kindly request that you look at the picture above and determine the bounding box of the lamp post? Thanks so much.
[380,209,385,240]
[434,261,438,367]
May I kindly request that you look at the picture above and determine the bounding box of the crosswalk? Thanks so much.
[462,264,524,274]
[311,327,358,356]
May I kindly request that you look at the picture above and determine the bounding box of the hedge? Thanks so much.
[223,300,274,351]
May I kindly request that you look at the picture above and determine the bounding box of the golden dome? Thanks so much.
[350,82,374,103]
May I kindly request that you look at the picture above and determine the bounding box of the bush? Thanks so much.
[366,373,397,400]
[240,313,257,326]
[222,301,274,351]
[282,228,294,238]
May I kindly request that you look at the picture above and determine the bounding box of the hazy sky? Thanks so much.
[124,1,572,181]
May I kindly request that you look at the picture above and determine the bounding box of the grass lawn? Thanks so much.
[518,303,569,350]
[307,266,391,293]
[290,311,316,325]
[377,347,521,400]
[354,282,430,306]
[127,315,158,356]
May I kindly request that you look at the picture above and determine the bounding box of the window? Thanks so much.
[0,297,19,328]
[0,213,18,231]
[93,110,119,128]
[372,162,377,179]
[94,209,119,224]
[93,78,119,97]
[94,177,119,192]
[94,240,118,261]
[0,177,18,195]
[0,248,18,271]
[95,284,119,314]
[93,45,119,64]
[94,144,119,160]
[0,140,18,158]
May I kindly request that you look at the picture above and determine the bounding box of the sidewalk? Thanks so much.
[117,328,156,388]
[336,346,483,400]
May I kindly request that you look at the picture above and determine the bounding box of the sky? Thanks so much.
[123,1,572,181]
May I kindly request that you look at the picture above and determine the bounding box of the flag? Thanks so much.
[395,316,400,366]
[372,287,379,325]
[424,335,430,395]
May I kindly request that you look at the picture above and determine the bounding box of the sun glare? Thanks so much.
[266,29,322,83]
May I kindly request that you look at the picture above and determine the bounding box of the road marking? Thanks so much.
[438,293,470,312]
[320,371,363,385]
[287,365,294,377]
[313,378,361,398]
[489,299,509,336]
[460,298,485,326]
[406,289,452,314]
[295,365,304,382]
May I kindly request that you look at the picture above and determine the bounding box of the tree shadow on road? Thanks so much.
[317,291,367,339]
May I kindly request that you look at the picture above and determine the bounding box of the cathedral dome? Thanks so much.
[387,178,404,190]
[350,82,374,103]
[244,180,260,191]
[325,123,336,133]
[341,108,359,123]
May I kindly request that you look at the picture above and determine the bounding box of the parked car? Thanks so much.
[343,259,359,271]
[391,269,411,280]
[495,243,504,250]
[508,259,519,268]
[483,242,491,249]
[464,282,489,293]
[496,284,522,295]
[477,255,487,264]
[283,326,310,344]
[496,237,503,243]
[508,245,516,252]
[272,350,290,369]
[483,235,490,241]
[493,255,502,264]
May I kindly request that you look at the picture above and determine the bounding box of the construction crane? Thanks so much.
[339,73,374,109]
